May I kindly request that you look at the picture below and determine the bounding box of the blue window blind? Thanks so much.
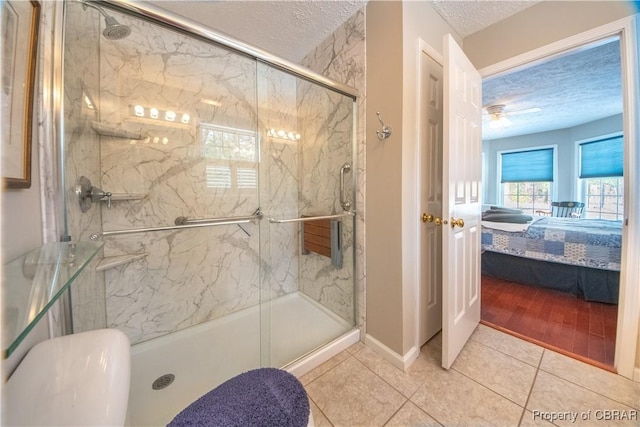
[501,148,554,183]
[579,135,624,178]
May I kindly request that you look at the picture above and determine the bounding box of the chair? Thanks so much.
[551,201,585,218]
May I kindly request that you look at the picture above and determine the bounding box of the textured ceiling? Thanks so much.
[430,0,541,37]
[150,1,621,142]
[482,38,623,141]
[150,0,367,63]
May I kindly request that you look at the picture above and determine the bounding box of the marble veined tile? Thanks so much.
[539,350,640,410]
[452,339,537,406]
[305,356,406,426]
[410,363,524,426]
[385,401,442,427]
[471,324,544,367]
[527,371,638,427]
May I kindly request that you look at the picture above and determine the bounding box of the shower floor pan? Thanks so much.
[126,291,354,426]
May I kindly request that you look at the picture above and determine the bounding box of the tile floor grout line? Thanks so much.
[470,330,543,368]
[517,348,546,426]
[537,364,640,411]
[449,362,528,410]
[381,397,410,427]
[352,349,447,426]
[301,352,353,387]
[308,395,335,427]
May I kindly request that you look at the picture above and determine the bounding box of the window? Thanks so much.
[579,135,624,220]
[200,124,258,190]
[500,148,554,215]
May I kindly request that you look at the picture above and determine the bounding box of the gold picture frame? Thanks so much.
[2,0,40,189]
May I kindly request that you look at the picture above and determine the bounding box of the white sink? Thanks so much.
[6,329,130,426]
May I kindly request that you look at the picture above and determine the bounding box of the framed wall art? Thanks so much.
[2,0,40,189]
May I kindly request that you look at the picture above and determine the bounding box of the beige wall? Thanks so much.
[1,146,43,263]
[365,0,461,356]
[464,1,635,70]
[365,0,405,355]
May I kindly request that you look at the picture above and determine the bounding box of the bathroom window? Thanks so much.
[201,124,258,190]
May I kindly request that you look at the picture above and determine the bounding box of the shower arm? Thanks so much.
[81,0,110,19]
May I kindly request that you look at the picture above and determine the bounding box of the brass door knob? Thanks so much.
[450,218,464,228]
[422,213,447,226]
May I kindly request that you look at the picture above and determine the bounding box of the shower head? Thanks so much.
[81,1,131,40]
[103,15,131,40]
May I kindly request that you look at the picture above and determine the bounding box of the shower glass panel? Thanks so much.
[62,2,356,424]
[257,63,356,368]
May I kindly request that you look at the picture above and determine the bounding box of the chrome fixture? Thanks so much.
[340,163,352,211]
[75,176,112,213]
[375,111,392,141]
[81,1,131,40]
[269,211,354,224]
[94,210,264,238]
[175,208,263,226]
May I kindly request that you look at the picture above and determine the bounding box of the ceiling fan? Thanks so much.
[483,104,541,129]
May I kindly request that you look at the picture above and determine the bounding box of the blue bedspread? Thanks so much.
[481,217,622,271]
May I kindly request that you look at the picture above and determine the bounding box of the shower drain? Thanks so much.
[152,374,175,390]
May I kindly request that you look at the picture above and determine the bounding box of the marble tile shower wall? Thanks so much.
[63,2,107,333]
[98,15,261,344]
[300,10,366,327]
[63,6,363,345]
[257,66,300,298]
[96,13,307,344]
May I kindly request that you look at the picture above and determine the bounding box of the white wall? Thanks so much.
[483,114,623,206]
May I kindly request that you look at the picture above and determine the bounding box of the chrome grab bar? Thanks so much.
[97,209,263,237]
[339,163,352,211]
[269,211,355,224]
[175,208,263,226]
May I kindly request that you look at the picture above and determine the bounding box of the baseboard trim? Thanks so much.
[286,328,360,378]
[364,334,420,371]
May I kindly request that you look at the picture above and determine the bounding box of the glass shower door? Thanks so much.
[257,63,356,368]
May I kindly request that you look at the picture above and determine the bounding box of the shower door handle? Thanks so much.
[340,163,352,211]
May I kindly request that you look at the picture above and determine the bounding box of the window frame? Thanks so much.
[575,132,624,220]
[497,144,558,208]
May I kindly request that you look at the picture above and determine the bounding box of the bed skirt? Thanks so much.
[481,251,619,304]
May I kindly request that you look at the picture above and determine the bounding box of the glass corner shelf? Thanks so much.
[2,241,103,358]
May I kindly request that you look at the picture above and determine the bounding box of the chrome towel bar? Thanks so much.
[175,208,263,226]
[95,209,263,238]
[269,211,354,224]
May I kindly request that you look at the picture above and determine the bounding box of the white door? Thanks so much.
[441,34,482,369]
[418,50,443,346]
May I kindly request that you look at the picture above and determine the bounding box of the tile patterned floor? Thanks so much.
[300,325,639,427]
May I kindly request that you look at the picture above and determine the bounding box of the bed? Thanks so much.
[481,216,622,304]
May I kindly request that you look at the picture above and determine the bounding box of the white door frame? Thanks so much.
[416,39,444,350]
[478,16,639,380]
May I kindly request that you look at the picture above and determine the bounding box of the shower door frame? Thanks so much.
[53,0,361,359]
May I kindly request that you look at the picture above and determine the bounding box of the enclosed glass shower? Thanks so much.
[62,1,357,424]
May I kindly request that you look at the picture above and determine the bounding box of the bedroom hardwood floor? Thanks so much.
[481,275,617,370]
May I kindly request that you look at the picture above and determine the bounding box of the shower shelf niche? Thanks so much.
[3,241,103,357]
[96,253,149,272]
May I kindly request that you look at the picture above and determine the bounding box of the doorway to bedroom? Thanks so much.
[479,36,623,371]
